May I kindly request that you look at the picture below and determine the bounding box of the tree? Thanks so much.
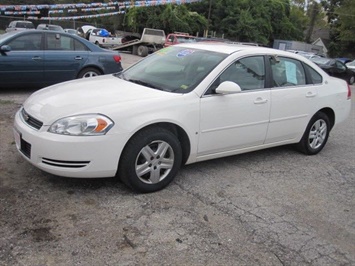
[321,0,355,57]
[190,0,307,45]
[305,0,322,43]
[334,0,355,56]
[335,0,355,42]
[125,4,207,34]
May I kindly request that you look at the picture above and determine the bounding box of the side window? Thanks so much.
[335,61,346,71]
[218,56,265,91]
[271,57,306,87]
[74,39,87,51]
[46,33,74,50]
[304,64,323,84]
[7,33,42,51]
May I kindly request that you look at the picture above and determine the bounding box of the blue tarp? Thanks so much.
[98,29,109,37]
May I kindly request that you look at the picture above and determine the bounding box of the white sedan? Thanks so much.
[14,43,352,193]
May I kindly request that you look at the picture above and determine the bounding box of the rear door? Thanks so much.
[44,32,89,85]
[0,32,44,87]
[265,55,319,144]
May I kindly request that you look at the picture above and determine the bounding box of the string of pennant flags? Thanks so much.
[0,0,202,20]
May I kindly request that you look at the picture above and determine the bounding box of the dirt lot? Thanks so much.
[0,54,354,265]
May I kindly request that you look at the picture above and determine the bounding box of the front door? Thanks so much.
[0,32,44,87]
[198,56,270,159]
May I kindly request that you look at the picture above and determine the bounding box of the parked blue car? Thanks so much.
[0,30,123,88]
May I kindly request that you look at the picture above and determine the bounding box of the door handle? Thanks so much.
[306,91,317,98]
[32,56,42,61]
[74,56,83,60]
[254,97,268,104]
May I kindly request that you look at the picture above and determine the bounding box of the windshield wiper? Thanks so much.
[113,72,125,80]
[128,79,167,91]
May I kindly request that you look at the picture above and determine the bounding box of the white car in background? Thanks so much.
[14,43,352,193]
[5,20,35,32]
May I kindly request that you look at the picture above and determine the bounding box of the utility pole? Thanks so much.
[206,0,212,37]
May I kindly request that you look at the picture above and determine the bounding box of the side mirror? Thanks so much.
[0,45,11,53]
[215,81,242,94]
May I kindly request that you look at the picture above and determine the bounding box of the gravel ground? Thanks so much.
[0,54,354,266]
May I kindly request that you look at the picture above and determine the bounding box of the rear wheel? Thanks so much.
[297,112,330,155]
[137,45,149,57]
[77,68,101,79]
[118,127,182,193]
[349,75,354,85]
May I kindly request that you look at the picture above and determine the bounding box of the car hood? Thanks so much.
[23,75,180,125]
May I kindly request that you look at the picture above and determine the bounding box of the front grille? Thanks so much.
[20,138,31,158]
[21,108,43,130]
[42,158,90,168]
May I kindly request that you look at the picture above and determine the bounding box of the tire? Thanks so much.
[137,45,149,57]
[349,75,354,85]
[297,112,330,155]
[118,127,182,193]
[77,68,101,79]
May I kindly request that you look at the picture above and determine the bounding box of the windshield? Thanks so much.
[118,46,227,93]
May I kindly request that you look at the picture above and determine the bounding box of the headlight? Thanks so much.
[48,114,114,136]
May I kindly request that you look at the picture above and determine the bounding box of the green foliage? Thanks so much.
[194,0,306,45]
[125,4,207,34]
[321,0,355,57]
[336,0,355,42]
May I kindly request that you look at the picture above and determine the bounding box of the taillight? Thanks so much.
[113,55,121,63]
[347,84,352,100]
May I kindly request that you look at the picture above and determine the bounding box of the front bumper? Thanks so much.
[13,109,128,178]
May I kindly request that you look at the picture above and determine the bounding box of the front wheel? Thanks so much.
[118,127,182,193]
[77,67,101,79]
[349,75,354,85]
[297,112,330,155]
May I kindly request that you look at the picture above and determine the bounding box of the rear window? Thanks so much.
[16,22,34,29]
[176,36,197,43]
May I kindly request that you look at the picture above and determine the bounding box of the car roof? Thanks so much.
[174,34,195,37]
[175,42,301,57]
[0,29,106,52]
[10,20,33,24]
[0,29,71,40]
